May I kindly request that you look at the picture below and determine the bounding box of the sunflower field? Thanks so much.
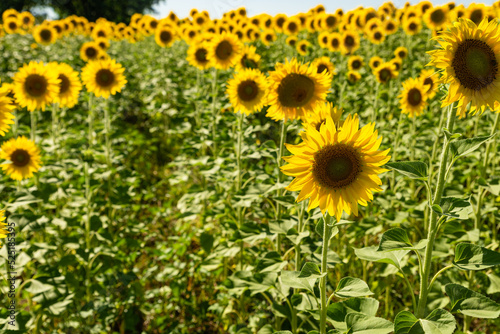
[0,2,500,333]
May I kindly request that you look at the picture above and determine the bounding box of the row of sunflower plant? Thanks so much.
[0,2,499,333]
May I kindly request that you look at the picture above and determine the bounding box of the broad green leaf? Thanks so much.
[453,243,500,270]
[449,134,495,159]
[437,197,472,220]
[200,231,214,253]
[346,313,393,334]
[328,297,380,331]
[298,262,325,278]
[377,228,427,251]
[385,161,428,180]
[255,252,287,273]
[445,283,500,319]
[280,270,316,294]
[487,274,500,294]
[335,277,373,298]
[354,246,410,271]
[394,309,456,334]
[315,221,338,241]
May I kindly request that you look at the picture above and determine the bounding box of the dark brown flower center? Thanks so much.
[379,68,392,82]
[288,22,298,33]
[326,16,336,27]
[409,22,417,31]
[374,32,382,40]
[430,9,445,24]
[8,22,17,30]
[277,74,315,108]
[95,69,115,87]
[238,80,259,101]
[352,60,361,70]
[470,9,483,24]
[40,29,52,41]
[452,39,497,90]
[407,88,422,106]
[25,74,48,97]
[215,40,233,60]
[344,35,355,47]
[313,144,361,189]
[195,48,208,63]
[160,30,172,43]
[387,23,395,30]
[398,50,406,58]
[423,77,434,91]
[331,38,339,48]
[85,46,97,58]
[276,17,286,28]
[97,30,106,37]
[317,64,329,74]
[11,149,30,167]
[58,74,70,94]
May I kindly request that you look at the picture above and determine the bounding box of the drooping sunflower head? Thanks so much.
[281,113,390,221]
[13,61,60,112]
[266,58,331,122]
[207,33,243,70]
[48,62,82,108]
[0,136,42,181]
[427,18,500,118]
[369,56,383,70]
[374,63,398,84]
[226,68,269,115]
[311,57,336,77]
[398,77,429,118]
[394,46,408,60]
[348,55,364,71]
[81,59,127,99]
[418,69,438,99]
[297,40,310,56]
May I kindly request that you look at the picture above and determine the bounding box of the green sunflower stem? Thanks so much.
[276,119,288,252]
[88,94,94,149]
[51,103,59,157]
[320,213,332,334]
[104,99,112,170]
[13,110,18,137]
[416,102,456,319]
[474,111,500,230]
[211,68,219,158]
[30,109,37,143]
[236,112,244,270]
[410,116,417,200]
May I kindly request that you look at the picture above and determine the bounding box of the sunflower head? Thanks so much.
[374,63,398,84]
[398,77,429,118]
[341,31,360,55]
[297,40,310,56]
[81,59,127,99]
[369,56,383,70]
[266,58,331,122]
[0,136,42,181]
[48,62,82,108]
[226,68,268,115]
[348,56,364,71]
[207,33,243,69]
[403,17,422,35]
[347,70,362,83]
[394,46,408,59]
[311,57,336,77]
[418,69,438,99]
[303,102,343,132]
[427,18,500,118]
[281,113,390,221]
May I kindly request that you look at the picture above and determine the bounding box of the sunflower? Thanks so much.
[302,102,343,132]
[390,58,403,72]
[262,29,276,45]
[403,17,422,36]
[286,36,298,47]
[321,13,339,31]
[281,113,390,221]
[274,14,288,32]
[13,61,60,112]
[373,63,398,84]
[236,45,261,70]
[155,25,176,47]
[48,63,82,108]
[4,17,20,34]
[33,24,57,45]
[424,5,449,30]
[348,56,364,71]
[311,57,336,77]
[0,136,41,181]
[81,59,127,99]
[226,69,268,115]
[20,11,35,30]
[2,9,18,22]
[428,18,500,118]
[383,19,399,35]
[340,31,360,55]
[399,78,429,118]
[266,59,331,122]
[297,40,310,56]
[0,92,15,136]
[95,37,110,51]
[207,33,242,70]
[284,17,301,35]
[466,4,486,25]
[347,70,362,83]
[369,56,383,70]
[418,69,438,99]
[80,41,103,62]
[394,46,408,60]
[327,33,342,52]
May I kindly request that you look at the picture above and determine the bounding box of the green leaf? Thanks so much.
[377,228,427,251]
[315,221,338,241]
[453,243,500,270]
[354,246,410,271]
[200,231,214,253]
[335,277,373,298]
[487,273,500,294]
[438,197,472,220]
[327,297,380,331]
[298,262,325,278]
[345,313,393,334]
[449,134,495,159]
[445,283,500,319]
[280,270,316,294]
[385,161,428,180]
[394,309,456,334]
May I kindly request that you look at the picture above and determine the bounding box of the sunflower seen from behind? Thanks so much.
[428,18,500,118]
[0,136,41,181]
[13,61,60,112]
[266,59,331,122]
[207,33,242,70]
[81,59,126,99]
[281,113,390,221]
[226,68,268,115]
[399,77,429,118]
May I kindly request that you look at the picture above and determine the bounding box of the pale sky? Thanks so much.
[151,0,496,19]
